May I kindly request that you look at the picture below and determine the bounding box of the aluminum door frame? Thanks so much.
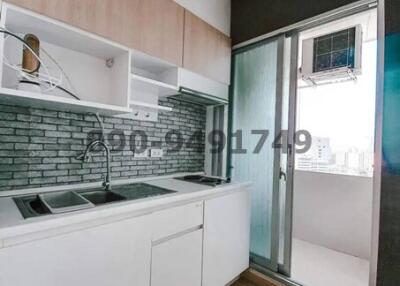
[278,32,299,277]
[228,34,286,272]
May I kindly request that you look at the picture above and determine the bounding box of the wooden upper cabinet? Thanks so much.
[6,0,232,81]
[183,11,232,84]
[130,0,184,66]
[4,0,121,45]
[5,0,185,66]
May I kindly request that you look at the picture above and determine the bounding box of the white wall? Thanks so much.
[293,170,373,260]
[174,0,231,36]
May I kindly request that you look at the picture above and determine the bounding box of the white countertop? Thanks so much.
[0,173,250,247]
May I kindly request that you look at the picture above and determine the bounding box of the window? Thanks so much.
[313,27,356,72]
[296,37,376,178]
[297,17,376,177]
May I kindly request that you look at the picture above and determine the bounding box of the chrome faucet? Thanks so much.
[75,140,112,191]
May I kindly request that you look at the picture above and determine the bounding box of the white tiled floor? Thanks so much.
[290,238,370,286]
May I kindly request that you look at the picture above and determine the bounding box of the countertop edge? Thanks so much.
[0,179,251,246]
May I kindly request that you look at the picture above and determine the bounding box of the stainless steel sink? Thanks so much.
[14,195,51,219]
[79,190,126,205]
[14,183,176,219]
[13,191,95,218]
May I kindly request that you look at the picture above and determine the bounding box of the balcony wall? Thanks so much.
[293,170,373,260]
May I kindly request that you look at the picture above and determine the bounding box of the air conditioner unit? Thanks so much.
[300,25,362,85]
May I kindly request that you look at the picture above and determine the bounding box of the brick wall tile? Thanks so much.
[0,98,206,191]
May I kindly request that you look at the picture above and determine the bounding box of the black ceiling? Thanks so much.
[231,0,360,45]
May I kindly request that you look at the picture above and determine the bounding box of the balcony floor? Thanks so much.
[291,238,370,286]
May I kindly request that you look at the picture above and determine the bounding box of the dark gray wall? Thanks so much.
[231,0,359,45]
[0,98,206,192]
[385,0,400,34]
[376,0,400,284]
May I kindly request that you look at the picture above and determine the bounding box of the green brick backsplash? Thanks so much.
[0,98,206,191]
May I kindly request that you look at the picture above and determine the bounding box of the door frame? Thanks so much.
[229,0,379,283]
[228,34,286,272]
[278,32,299,277]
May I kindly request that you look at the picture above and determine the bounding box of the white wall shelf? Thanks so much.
[131,74,178,98]
[0,3,132,116]
[131,50,179,85]
[0,87,131,116]
[127,50,178,119]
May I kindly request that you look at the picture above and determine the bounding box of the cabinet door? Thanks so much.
[152,201,203,241]
[0,216,152,286]
[183,10,232,84]
[151,229,203,286]
[4,0,107,37]
[129,0,184,66]
[5,0,185,66]
[203,190,251,286]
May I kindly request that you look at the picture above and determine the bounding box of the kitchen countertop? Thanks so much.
[0,173,251,247]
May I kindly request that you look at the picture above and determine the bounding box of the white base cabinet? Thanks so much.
[151,229,203,286]
[0,187,250,286]
[202,190,251,286]
[0,216,152,286]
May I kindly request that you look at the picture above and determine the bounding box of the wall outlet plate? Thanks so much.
[150,149,163,158]
[134,149,149,158]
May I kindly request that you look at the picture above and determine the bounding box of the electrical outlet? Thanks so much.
[150,149,163,158]
[134,149,149,158]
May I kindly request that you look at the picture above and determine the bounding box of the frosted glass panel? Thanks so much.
[231,41,279,264]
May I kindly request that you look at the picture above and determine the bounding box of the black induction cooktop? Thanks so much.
[175,175,230,187]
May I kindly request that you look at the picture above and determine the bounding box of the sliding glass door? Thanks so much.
[230,36,283,271]
[229,35,297,273]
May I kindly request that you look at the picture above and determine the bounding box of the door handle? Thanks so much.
[287,143,293,168]
[280,168,287,181]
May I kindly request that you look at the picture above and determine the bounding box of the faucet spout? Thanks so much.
[77,140,112,191]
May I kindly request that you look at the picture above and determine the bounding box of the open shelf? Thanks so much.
[0,3,131,115]
[128,49,178,115]
[131,50,179,84]
[131,74,178,98]
[0,87,131,116]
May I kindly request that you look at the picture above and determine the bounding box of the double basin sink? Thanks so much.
[14,183,176,219]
